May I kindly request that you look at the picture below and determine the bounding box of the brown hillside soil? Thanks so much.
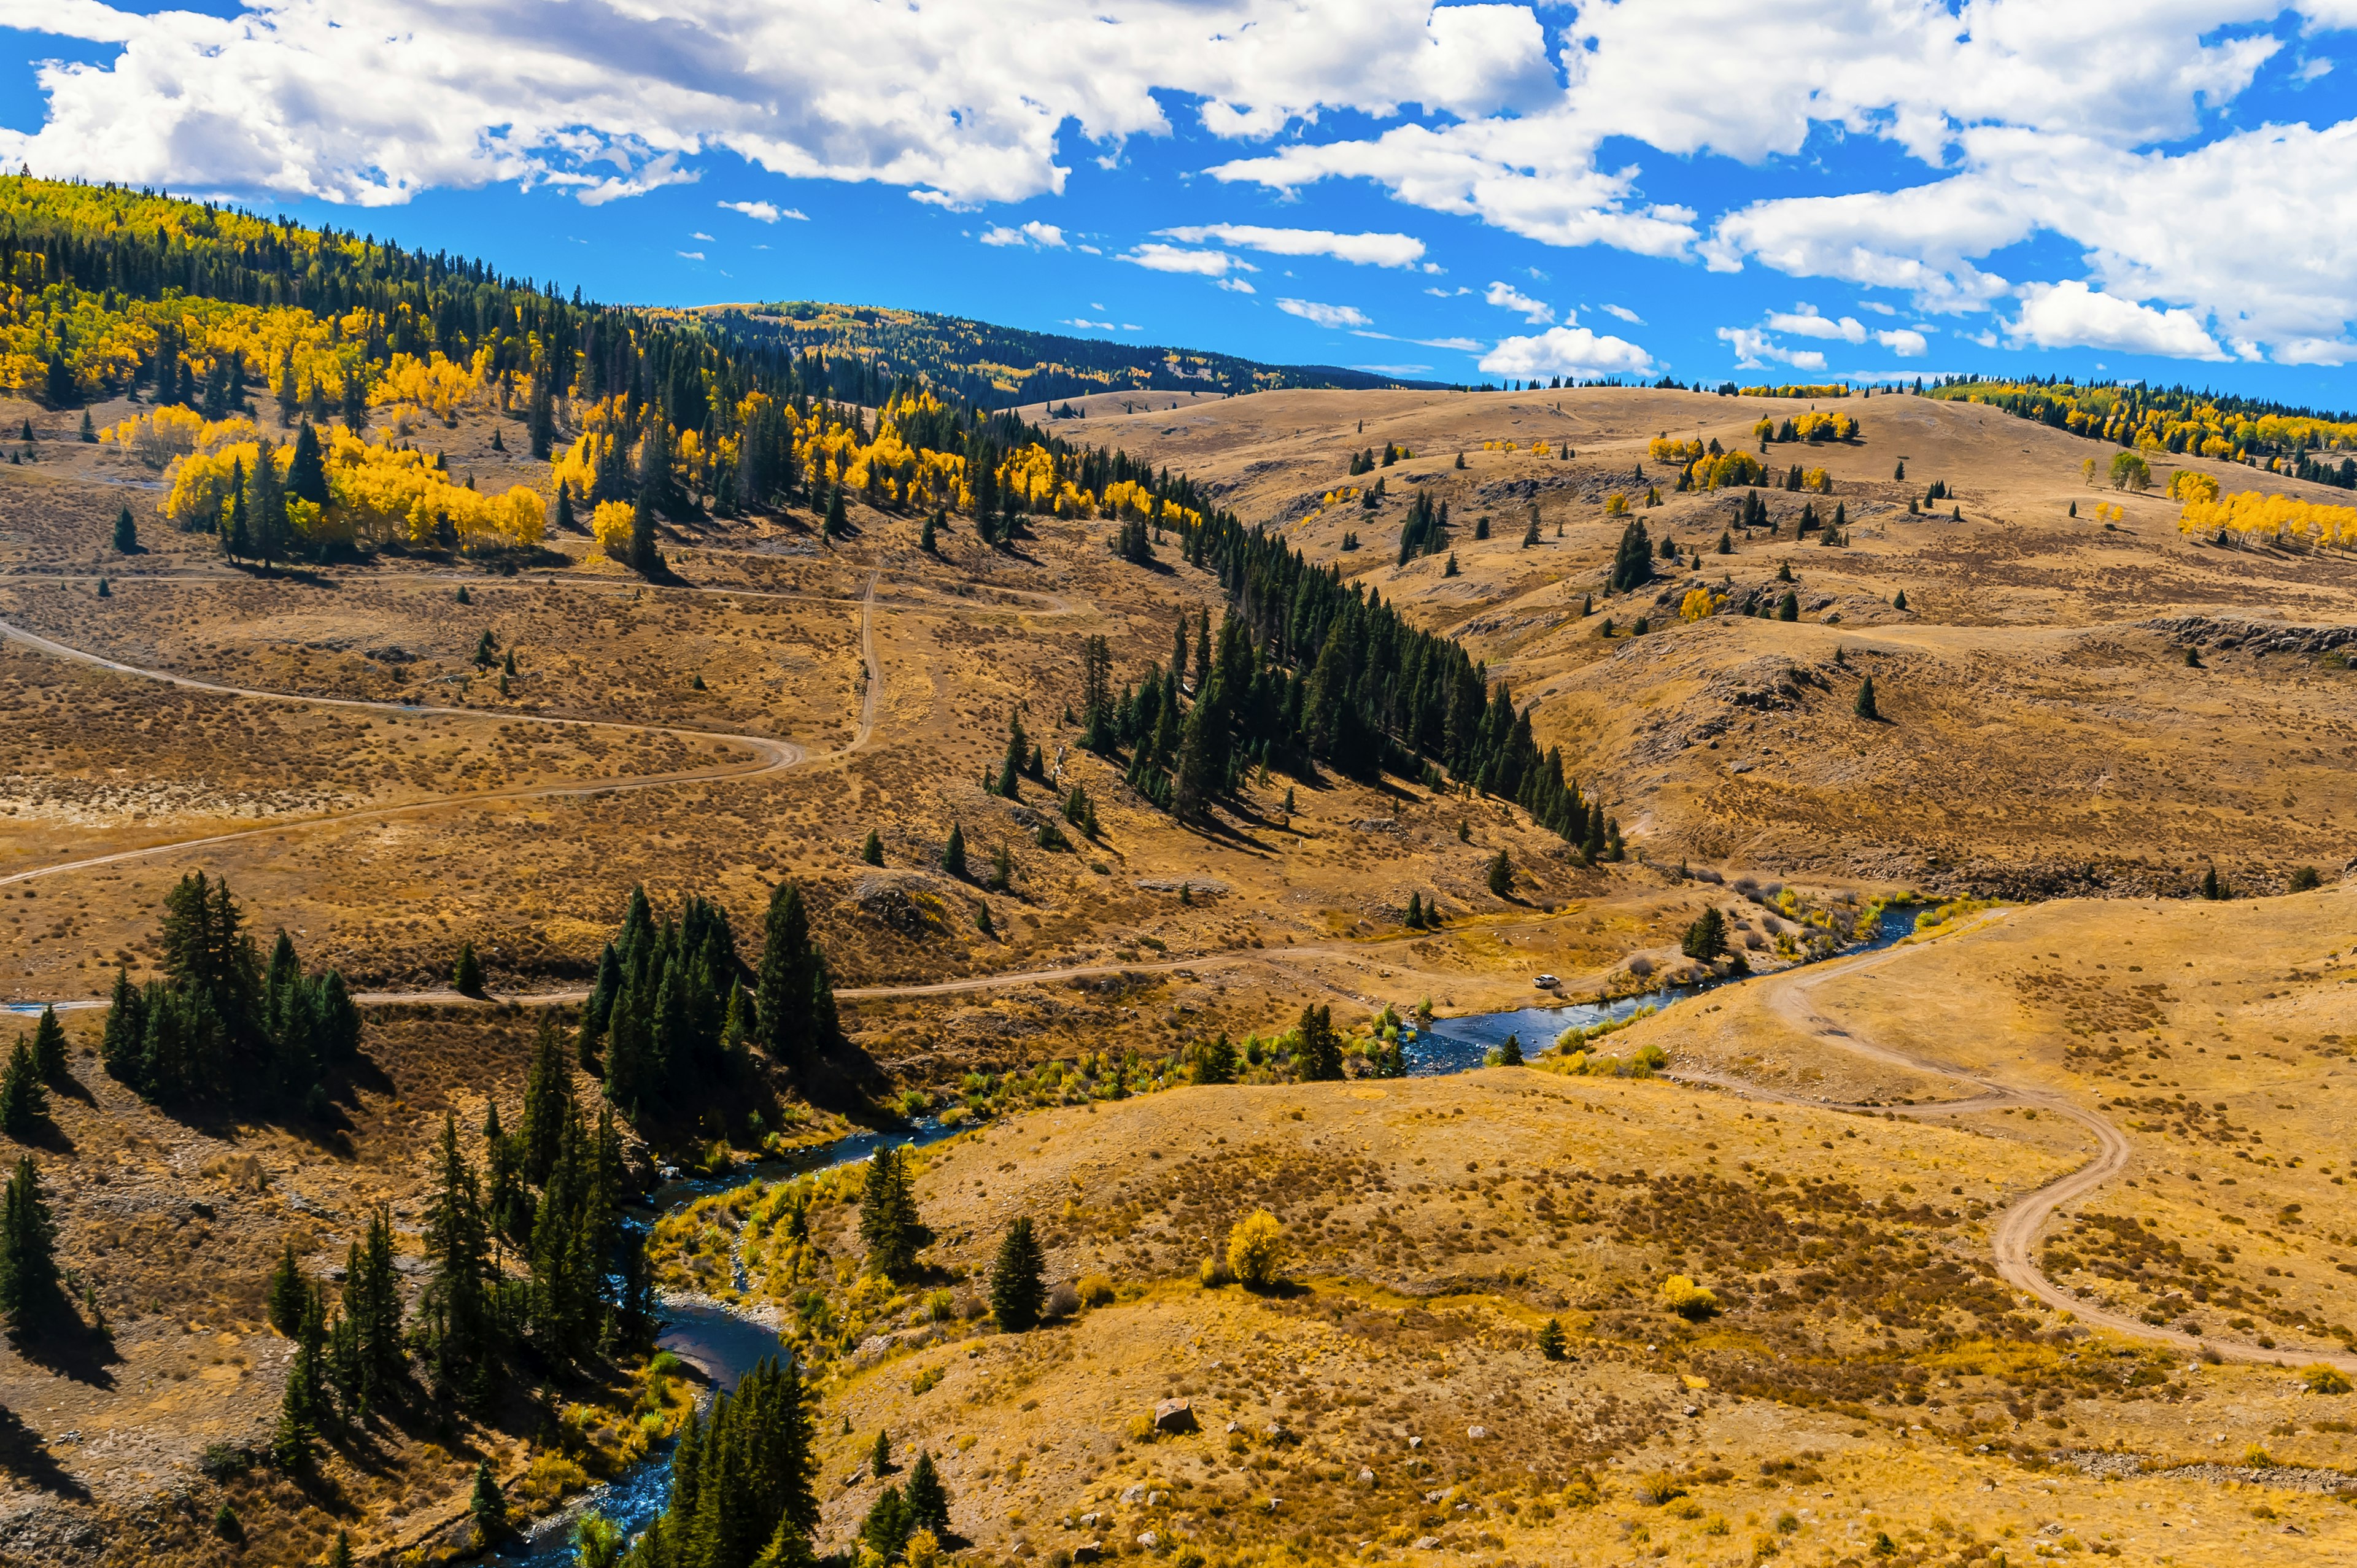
[3,382,2355,1566]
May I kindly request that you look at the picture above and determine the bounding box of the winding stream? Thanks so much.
[490,904,1922,1564]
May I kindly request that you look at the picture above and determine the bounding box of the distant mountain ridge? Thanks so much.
[693,299,1449,411]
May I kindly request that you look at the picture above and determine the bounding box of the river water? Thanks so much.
[492,901,1921,1564]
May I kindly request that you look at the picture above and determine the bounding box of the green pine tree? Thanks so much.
[1194,1034,1237,1085]
[0,1040,45,1139]
[904,1450,952,1537]
[0,1154,58,1333]
[112,505,137,553]
[756,881,831,1073]
[989,1217,1047,1332]
[1854,674,1879,720]
[1487,850,1513,898]
[471,1458,506,1529]
[861,828,884,866]
[920,509,939,552]
[859,1146,922,1281]
[28,1007,64,1082]
[452,941,484,997]
[1538,1317,1566,1360]
[1681,907,1728,960]
[267,1240,308,1335]
[942,823,968,879]
[1296,1004,1344,1081]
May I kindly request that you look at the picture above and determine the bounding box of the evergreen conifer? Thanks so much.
[0,1041,44,1139]
[1296,1004,1344,1081]
[859,1146,922,1281]
[861,828,884,867]
[0,1154,57,1333]
[1854,675,1879,720]
[28,1007,64,1082]
[113,505,137,553]
[1487,850,1513,898]
[268,1240,308,1335]
[989,1218,1047,1331]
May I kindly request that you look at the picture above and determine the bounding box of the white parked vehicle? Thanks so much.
[1533,973,1561,989]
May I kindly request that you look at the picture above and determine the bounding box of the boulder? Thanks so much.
[1075,1544,1104,1563]
[1153,1398,1197,1434]
[1466,1426,1488,1440]
[1136,1533,1159,1550]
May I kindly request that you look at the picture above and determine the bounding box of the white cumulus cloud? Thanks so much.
[981,220,1068,249]
[1123,244,1247,277]
[1154,224,1425,268]
[1873,328,1929,356]
[1484,280,1554,323]
[1480,325,1652,378]
[1765,306,1867,343]
[1599,303,1644,324]
[1716,326,1824,371]
[2009,281,2224,360]
[718,199,804,222]
[1277,298,1372,328]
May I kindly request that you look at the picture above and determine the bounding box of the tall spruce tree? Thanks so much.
[0,1154,59,1334]
[989,1218,1047,1332]
[757,881,832,1075]
[1295,1004,1344,1081]
[0,1041,43,1139]
[419,1113,495,1405]
[858,1146,921,1281]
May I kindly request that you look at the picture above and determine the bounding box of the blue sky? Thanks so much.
[5,1,2356,403]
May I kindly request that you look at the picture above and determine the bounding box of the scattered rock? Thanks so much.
[1413,1537,1441,1551]
[1134,877,1228,898]
[1120,1485,1146,1505]
[1406,1435,1422,1449]
[1075,1543,1104,1562]
[1136,1533,1158,1550]
[1466,1426,1488,1440]
[1357,1469,1375,1486]
[1152,1398,1196,1434]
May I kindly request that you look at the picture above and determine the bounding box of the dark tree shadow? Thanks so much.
[0,1405,91,1498]
[12,1312,120,1390]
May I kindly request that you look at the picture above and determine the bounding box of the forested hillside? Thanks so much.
[700,299,1439,409]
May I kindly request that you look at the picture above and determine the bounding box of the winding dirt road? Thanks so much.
[1679,918,2356,1373]
[0,589,861,892]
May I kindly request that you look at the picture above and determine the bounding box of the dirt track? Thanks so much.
[1678,916,2356,1374]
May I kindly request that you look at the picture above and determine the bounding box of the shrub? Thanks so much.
[1634,1470,1686,1506]
[1659,1275,1720,1320]
[2302,1364,2351,1394]
[198,1442,253,1480]
[1226,1211,1287,1290]
[1077,1273,1115,1308]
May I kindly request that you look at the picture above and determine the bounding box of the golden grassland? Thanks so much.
[0,376,2353,1564]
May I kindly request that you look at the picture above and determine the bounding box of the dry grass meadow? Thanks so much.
[0,379,2351,1565]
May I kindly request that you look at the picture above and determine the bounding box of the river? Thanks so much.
[490,900,1921,1563]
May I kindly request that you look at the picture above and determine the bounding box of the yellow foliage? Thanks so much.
[1658,1275,1719,1319]
[1604,493,1629,516]
[2179,490,2357,549]
[1689,450,1767,490]
[1802,467,1830,493]
[106,406,250,468]
[1225,1210,1286,1289]
[591,500,637,557]
[1649,437,1706,465]
[2167,469,2220,504]
[1679,588,1718,622]
[1791,411,1856,442]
